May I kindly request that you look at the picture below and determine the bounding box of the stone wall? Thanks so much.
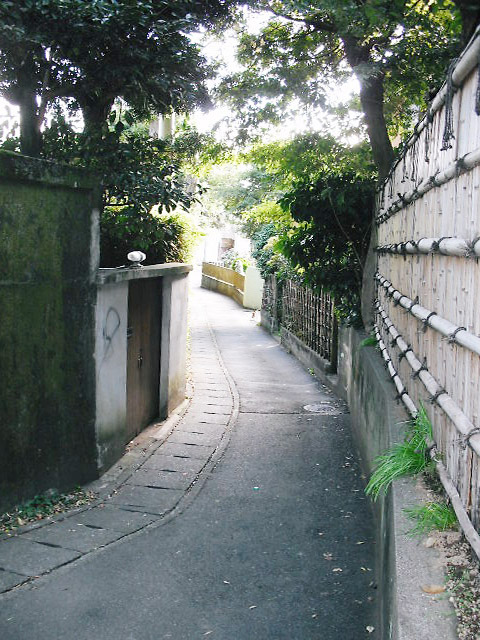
[0,152,100,511]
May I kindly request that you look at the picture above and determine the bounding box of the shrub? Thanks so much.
[277,172,375,325]
[100,206,200,267]
[219,248,250,273]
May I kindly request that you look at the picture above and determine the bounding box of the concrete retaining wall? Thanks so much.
[201,262,244,307]
[201,262,264,310]
[280,327,337,379]
[0,151,193,509]
[336,327,456,640]
[265,311,457,639]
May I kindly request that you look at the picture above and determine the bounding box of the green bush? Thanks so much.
[251,223,300,283]
[100,206,200,267]
[278,172,375,325]
[219,248,250,273]
[41,111,205,268]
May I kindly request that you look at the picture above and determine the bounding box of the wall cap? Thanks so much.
[0,150,96,190]
[96,263,193,285]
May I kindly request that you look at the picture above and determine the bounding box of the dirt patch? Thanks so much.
[426,530,480,639]
[0,488,97,535]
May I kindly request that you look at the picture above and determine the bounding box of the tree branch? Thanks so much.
[266,6,337,34]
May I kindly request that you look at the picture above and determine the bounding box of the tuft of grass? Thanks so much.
[0,487,97,534]
[359,334,378,348]
[365,404,433,500]
[404,501,457,536]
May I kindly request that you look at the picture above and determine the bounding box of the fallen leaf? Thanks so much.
[421,584,446,594]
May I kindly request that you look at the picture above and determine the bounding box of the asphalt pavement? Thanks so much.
[0,277,377,639]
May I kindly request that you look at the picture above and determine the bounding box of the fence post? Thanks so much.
[330,313,338,374]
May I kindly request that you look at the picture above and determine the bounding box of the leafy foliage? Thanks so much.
[0,487,96,534]
[41,111,206,266]
[246,134,373,189]
[101,206,200,267]
[219,248,250,273]
[251,223,278,278]
[0,0,236,154]
[277,170,375,323]
[199,136,376,322]
[251,222,298,282]
[359,334,378,348]
[365,405,434,500]
[44,113,198,209]
[219,0,462,176]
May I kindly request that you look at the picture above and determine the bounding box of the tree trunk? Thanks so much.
[452,0,480,46]
[81,99,114,139]
[358,73,394,181]
[18,87,42,158]
[342,37,394,181]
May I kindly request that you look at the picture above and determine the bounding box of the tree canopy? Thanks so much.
[0,0,235,155]
[218,0,463,178]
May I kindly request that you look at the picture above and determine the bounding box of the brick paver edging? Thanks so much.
[0,296,240,595]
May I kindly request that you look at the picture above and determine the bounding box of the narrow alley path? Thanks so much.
[0,280,377,639]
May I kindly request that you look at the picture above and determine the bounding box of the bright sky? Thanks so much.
[0,101,19,140]
[0,7,362,145]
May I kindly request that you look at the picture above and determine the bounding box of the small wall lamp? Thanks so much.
[127,251,146,268]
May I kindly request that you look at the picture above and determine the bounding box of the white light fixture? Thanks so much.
[127,251,146,268]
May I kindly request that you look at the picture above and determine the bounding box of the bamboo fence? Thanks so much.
[374,26,480,542]
[280,279,337,367]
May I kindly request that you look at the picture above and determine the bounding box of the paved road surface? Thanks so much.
[0,280,377,639]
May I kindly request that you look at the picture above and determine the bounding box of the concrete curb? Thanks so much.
[0,296,240,596]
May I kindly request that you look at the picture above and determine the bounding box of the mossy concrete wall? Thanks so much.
[0,152,100,511]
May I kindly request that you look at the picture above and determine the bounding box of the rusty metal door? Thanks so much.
[126,279,161,442]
